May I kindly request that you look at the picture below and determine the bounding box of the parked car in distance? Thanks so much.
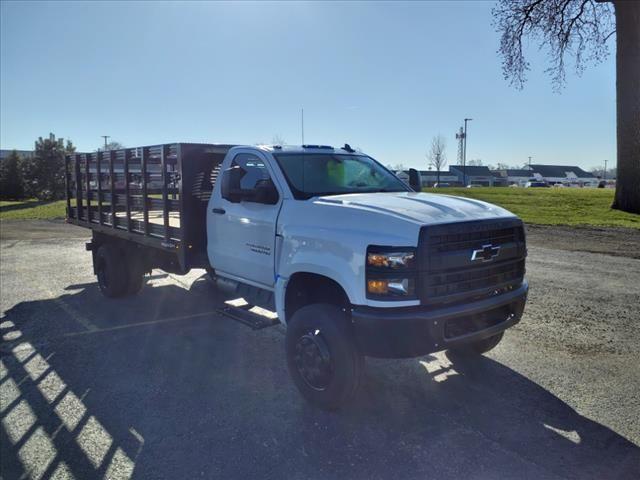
[525,181,550,188]
[433,182,451,188]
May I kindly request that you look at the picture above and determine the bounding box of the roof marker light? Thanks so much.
[302,145,333,150]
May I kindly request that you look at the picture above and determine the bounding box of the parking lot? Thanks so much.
[1,220,639,479]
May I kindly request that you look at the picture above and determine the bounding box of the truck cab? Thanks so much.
[207,144,528,409]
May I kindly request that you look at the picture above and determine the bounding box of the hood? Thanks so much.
[314,192,516,226]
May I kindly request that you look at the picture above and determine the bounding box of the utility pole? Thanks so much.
[528,156,532,169]
[101,135,110,151]
[301,108,305,145]
[463,118,472,186]
[456,126,464,164]
[604,159,608,181]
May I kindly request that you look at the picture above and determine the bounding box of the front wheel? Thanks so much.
[286,304,363,410]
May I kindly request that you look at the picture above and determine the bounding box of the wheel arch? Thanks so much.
[281,272,352,325]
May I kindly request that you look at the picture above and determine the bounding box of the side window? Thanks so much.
[221,153,279,204]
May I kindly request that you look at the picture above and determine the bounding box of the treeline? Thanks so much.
[0,133,75,201]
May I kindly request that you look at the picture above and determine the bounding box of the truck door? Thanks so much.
[207,151,281,288]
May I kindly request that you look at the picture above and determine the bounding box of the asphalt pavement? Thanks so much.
[1,220,639,479]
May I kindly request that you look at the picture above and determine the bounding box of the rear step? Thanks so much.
[217,301,280,330]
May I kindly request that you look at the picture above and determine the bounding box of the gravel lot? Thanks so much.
[1,220,639,479]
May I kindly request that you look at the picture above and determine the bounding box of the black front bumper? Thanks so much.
[352,280,528,358]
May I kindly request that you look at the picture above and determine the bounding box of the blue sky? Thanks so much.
[1,1,616,170]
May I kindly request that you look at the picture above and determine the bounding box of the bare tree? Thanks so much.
[590,166,617,178]
[387,163,407,171]
[271,134,286,146]
[97,141,124,152]
[493,0,639,213]
[427,135,447,185]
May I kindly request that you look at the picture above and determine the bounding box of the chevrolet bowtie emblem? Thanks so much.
[471,244,501,262]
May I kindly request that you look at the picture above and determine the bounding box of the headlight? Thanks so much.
[366,246,417,300]
[367,251,415,269]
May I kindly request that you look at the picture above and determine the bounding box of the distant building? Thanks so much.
[529,164,597,186]
[418,170,460,187]
[392,170,410,183]
[388,163,598,188]
[491,170,508,187]
[493,165,598,187]
[449,165,495,186]
[497,169,535,186]
[0,149,34,161]
[401,166,498,187]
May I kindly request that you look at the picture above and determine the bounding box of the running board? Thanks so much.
[217,300,280,330]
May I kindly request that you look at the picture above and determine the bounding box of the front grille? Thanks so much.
[425,259,525,299]
[429,226,520,253]
[418,219,526,305]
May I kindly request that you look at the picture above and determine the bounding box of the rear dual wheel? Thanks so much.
[125,253,146,295]
[96,244,145,298]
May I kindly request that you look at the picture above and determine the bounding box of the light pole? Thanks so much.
[101,135,110,151]
[604,159,608,181]
[463,118,472,186]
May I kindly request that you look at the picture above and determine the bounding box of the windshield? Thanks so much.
[273,153,410,200]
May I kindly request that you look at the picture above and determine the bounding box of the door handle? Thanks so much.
[212,208,226,215]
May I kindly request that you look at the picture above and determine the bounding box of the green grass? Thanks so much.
[0,199,67,220]
[426,187,639,229]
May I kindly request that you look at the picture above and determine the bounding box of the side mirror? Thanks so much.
[221,165,278,204]
[408,168,421,192]
[221,166,244,203]
[253,179,279,205]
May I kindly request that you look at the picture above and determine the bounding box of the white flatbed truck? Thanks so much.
[66,143,528,409]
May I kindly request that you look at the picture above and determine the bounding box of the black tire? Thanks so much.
[125,258,145,295]
[449,331,504,356]
[286,304,364,410]
[123,246,146,295]
[96,244,128,298]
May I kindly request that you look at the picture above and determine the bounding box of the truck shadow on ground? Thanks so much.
[1,276,638,479]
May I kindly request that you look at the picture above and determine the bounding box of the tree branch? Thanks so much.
[493,0,614,90]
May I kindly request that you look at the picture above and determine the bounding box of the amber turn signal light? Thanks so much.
[367,279,389,294]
